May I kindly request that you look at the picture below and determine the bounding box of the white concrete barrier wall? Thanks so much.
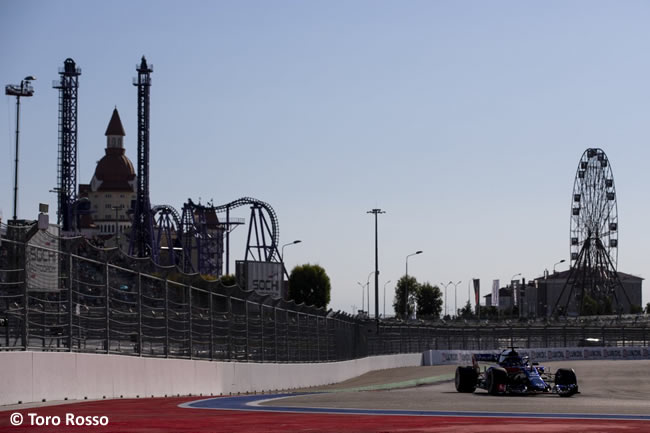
[422,346,650,366]
[0,352,422,406]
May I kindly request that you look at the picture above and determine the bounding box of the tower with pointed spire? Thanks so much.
[78,108,136,239]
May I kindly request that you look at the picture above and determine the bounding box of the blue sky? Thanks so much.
[2,1,649,313]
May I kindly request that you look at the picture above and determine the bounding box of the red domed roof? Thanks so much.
[93,148,136,191]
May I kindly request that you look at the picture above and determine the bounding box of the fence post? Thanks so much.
[68,251,73,351]
[273,305,278,362]
[188,284,193,359]
[260,302,264,363]
[325,317,329,361]
[227,296,232,360]
[510,326,514,348]
[622,326,625,347]
[296,313,301,361]
[105,259,109,354]
[285,310,289,361]
[209,291,214,361]
[137,272,142,356]
[245,300,249,361]
[316,315,320,362]
[22,245,28,350]
[164,278,169,358]
[399,326,403,353]
[544,325,549,348]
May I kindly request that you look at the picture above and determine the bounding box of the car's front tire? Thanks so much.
[555,368,578,397]
[487,367,508,396]
[455,366,478,393]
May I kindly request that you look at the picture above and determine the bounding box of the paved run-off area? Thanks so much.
[1,360,649,432]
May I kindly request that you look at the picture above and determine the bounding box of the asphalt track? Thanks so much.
[1,360,649,432]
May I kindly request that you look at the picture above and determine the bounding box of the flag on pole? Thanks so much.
[492,279,500,307]
[473,279,480,306]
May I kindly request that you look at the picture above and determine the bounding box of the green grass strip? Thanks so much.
[326,373,455,393]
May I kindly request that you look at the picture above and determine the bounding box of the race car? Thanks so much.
[454,348,579,397]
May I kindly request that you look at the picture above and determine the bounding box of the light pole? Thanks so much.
[5,76,36,221]
[440,282,452,317]
[451,280,462,317]
[383,280,391,318]
[281,240,302,278]
[367,209,385,325]
[405,251,422,319]
[366,271,375,316]
[357,282,366,315]
[553,259,566,274]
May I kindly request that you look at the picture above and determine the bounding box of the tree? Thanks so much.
[646,302,650,314]
[630,304,643,314]
[416,282,443,319]
[581,294,598,316]
[220,274,237,286]
[458,300,475,319]
[288,264,331,308]
[393,275,418,319]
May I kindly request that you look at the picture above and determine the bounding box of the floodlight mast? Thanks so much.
[5,76,36,221]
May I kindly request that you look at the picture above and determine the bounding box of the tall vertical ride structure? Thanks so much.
[53,58,81,231]
[129,56,157,260]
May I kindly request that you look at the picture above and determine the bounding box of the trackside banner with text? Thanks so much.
[422,346,650,365]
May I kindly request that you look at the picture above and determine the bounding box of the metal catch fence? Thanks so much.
[1,223,648,362]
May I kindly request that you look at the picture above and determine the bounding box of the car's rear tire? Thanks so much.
[555,368,578,397]
[487,367,508,396]
[455,366,477,393]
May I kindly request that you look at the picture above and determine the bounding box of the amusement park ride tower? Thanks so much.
[129,57,158,260]
[53,58,81,232]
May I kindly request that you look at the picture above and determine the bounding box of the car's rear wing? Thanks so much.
[472,353,499,369]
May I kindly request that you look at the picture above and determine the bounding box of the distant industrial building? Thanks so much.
[485,271,643,317]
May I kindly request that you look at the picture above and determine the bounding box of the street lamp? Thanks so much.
[281,240,302,278]
[357,281,366,315]
[553,259,566,274]
[405,251,422,319]
[5,76,36,221]
[440,282,453,317]
[451,280,462,317]
[366,271,375,316]
[383,280,391,318]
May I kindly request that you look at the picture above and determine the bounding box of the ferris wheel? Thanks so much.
[570,148,618,270]
[553,148,630,316]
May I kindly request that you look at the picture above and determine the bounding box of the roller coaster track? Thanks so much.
[151,197,280,272]
[152,204,182,228]
[212,197,280,263]
[152,205,183,267]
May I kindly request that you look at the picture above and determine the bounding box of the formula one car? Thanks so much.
[454,348,578,397]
